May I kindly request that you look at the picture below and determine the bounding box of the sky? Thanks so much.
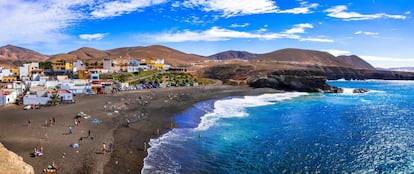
[0,0,413,68]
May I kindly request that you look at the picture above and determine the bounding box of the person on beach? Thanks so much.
[74,119,78,126]
[109,143,113,152]
[88,130,91,137]
[102,143,106,153]
[52,117,56,124]
[28,120,31,126]
[43,161,58,173]
[69,126,73,134]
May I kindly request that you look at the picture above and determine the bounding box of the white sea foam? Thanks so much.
[143,129,187,174]
[194,92,307,131]
[341,88,356,95]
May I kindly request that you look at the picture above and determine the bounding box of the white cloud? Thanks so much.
[324,49,352,56]
[90,0,168,18]
[79,33,108,41]
[284,23,313,34]
[299,37,334,43]
[0,0,168,48]
[360,55,414,68]
[325,5,407,21]
[354,31,379,36]
[181,0,278,17]
[0,0,90,45]
[230,23,250,28]
[278,3,318,14]
[180,0,319,17]
[140,24,333,43]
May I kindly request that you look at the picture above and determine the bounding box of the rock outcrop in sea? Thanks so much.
[0,143,34,174]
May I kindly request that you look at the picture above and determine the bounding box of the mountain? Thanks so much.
[208,50,258,60]
[337,55,375,70]
[49,47,110,62]
[251,48,350,67]
[50,45,207,66]
[0,45,49,67]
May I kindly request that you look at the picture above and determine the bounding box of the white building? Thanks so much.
[7,81,26,95]
[60,79,91,94]
[23,86,49,105]
[0,68,12,81]
[47,89,74,103]
[90,70,99,81]
[127,66,140,73]
[0,89,18,106]
[19,62,39,79]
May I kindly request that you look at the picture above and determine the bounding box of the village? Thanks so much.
[0,58,201,108]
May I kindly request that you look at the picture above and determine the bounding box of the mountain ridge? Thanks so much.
[0,45,377,70]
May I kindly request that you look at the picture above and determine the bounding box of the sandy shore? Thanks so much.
[0,86,280,173]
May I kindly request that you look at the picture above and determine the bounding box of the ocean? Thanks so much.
[142,80,414,173]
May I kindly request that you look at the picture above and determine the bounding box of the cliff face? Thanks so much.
[0,143,34,174]
[202,64,341,93]
[248,70,342,93]
[321,67,414,80]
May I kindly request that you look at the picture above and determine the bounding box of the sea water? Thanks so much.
[142,80,414,173]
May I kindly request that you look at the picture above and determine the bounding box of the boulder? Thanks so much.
[0,143,34,174]
[353,88,369,93]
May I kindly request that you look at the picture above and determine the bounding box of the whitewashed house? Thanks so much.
[23,86,49,105]
[0,89,18,106]
[7,81,26,95]
[47,89,74,103]
[60,79,91,94]
[0,68,12,81]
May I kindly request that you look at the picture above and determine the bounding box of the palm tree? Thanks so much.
[50,93,60,106]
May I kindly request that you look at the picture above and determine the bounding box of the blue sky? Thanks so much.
[0,0,413,68]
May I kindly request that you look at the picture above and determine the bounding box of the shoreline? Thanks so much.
[0,86,281,173]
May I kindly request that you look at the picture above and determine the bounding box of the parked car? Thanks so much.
[24,105,31,110]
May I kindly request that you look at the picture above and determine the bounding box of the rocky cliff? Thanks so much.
[0,143,34,174]
[248,69,342,93]
[201,63,342,93]
[320,66,414,80]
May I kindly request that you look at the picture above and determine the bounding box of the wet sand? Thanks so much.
[0,86,280,173]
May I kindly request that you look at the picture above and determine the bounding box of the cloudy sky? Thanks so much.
[0,0,413,68]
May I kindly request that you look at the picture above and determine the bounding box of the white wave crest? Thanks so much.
[195,92,307,131]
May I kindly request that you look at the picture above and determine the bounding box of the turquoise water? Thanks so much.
[143,80,414,173]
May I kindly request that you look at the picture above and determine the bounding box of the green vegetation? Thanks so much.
[39,61,52,69]
[106,70,214,87]
[49,93,60,106]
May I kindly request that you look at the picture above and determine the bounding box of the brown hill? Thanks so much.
[49,47,110,62]
[208,50,258,60]
[50,45,207,66]
[251,48,352,67]
[337,55,375,70]
[0,45,49,67]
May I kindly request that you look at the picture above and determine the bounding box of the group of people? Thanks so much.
[42,161,58,173]
[33,146,44,157]
[102,142,113,153]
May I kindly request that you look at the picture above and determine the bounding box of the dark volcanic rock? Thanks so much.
[248,69,342,93]
[320,67,414,80]
[353,88,369,93]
